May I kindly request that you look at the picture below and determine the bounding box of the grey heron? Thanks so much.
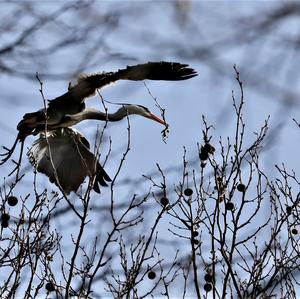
[1,61,197,177]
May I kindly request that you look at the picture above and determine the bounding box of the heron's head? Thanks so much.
[122,104,167,126]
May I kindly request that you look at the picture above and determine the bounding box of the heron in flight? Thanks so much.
[28,104,167,194]
[0,61,197,189]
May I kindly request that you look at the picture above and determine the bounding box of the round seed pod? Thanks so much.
[237,183,246,192]
[192,239,199,245]
[7,196,18,206]
[160,197,169,206]
[291,228,298,235]
[184,188,193,196]
[45,282,55,292]
[1,220,9,228]
[225,202,234,211]
[193,231,199,237]
[204,283,212,292]
[148,271,156,280]
[204,273,213,283]
[1,213,10,222]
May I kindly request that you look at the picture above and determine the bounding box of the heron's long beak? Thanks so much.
[148,113,167,126]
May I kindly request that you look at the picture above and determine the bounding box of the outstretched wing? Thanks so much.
[48,61,198,108]
[27,128,111,194]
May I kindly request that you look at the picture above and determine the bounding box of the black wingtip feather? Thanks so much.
[119,61,198,82]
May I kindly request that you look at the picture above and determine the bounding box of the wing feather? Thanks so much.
[28,128,110,194]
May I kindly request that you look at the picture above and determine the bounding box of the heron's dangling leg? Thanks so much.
[8,139,25,180]
[0,135,20,165]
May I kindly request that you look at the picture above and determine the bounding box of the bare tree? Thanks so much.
[0,64,299,298]
[0,2,300,298]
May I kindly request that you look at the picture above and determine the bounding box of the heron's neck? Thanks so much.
[108,106,133,121]
[76,107,133,122]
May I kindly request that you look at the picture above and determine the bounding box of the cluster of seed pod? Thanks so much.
[224,183,246,211]
[199,143,215,168]
[285,205,298,235]
[1,196,58,293]
[204,272,213,292]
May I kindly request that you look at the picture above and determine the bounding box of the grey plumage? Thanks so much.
[27,105,166,194]
[28,128,111,194]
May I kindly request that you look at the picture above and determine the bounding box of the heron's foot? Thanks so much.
[1,139,24,181]
[0,136,20,166]
[0,147,21,181]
